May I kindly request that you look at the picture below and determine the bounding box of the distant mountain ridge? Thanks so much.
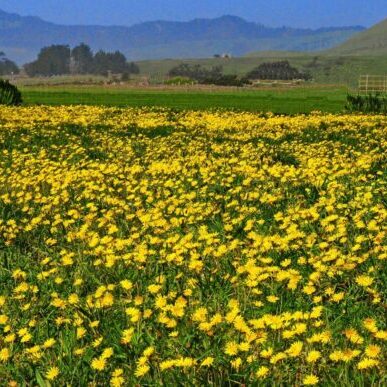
[0,9,365,64]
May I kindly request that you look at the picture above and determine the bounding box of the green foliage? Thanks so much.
[0,79,22,106]
[345,94,387,114]
[71,43,94,74]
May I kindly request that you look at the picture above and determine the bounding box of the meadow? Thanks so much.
[20,85,349,114]
[0,106,386,386]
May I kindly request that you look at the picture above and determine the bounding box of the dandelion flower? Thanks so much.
[256,366,269,378]
[306,350,321,363]
[224,341,239,356]
[91,357,106,371]
[46,366,59,380]
[135,364,150,377]
[43,338,56,348]
[365,344,380,358]
[355,275,373,287]
[357,358,379,370]
[0,348,10,362]
[303,374,319,385]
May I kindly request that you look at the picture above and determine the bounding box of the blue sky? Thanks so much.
[0,0,386,28]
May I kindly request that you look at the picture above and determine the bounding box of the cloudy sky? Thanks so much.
[0,0,386,28]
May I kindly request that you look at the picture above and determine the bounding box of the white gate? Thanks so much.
[359,75,387,94]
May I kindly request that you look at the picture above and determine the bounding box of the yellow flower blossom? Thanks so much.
[91,357,106,371]
[303,374,319,385]
[45,366,59,380]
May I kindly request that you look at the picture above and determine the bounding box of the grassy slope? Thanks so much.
[22,85,348,114]
[304,55,387,86]
[328,18,387,56]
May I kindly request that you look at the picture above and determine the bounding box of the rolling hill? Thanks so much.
[0,9,364,65]
[136,54,387,87]
[328,17,387,55]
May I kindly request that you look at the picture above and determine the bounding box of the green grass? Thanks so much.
[21,86,349,114]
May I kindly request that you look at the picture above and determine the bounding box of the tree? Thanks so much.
[92,50,132,75]
[0,52,19,76]
[24,45,70,76]
[71,43,94,74]
[127,62,140,75]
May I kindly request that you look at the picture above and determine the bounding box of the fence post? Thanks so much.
[365,75,369,94]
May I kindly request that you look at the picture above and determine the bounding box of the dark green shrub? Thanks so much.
[345,94,387,114]
[0,79,23,106]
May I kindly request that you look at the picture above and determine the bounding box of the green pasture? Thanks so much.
[21,86,349,114]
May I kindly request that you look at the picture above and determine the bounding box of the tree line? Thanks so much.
[24,44,139,77]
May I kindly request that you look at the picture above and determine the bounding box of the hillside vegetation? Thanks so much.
[328,18,387,56]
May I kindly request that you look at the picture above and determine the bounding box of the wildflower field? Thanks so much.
[0,106,386,386]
